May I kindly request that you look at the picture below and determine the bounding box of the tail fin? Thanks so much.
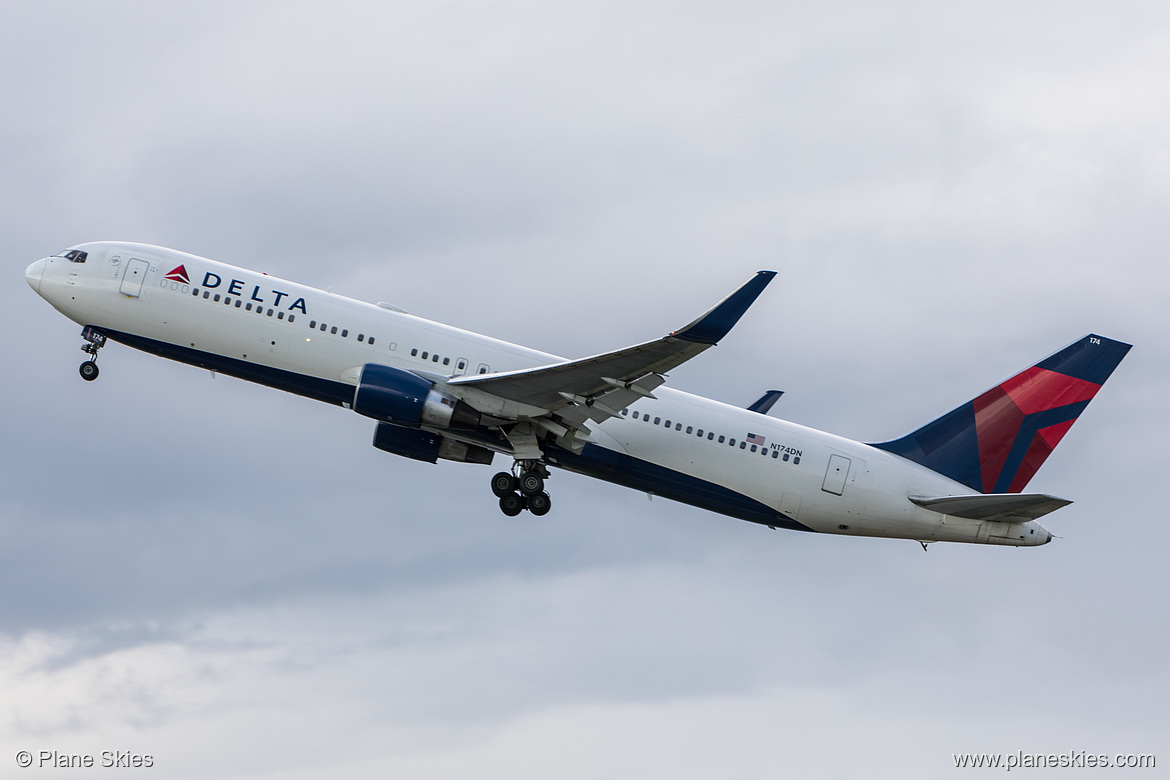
[871,334,1131,493]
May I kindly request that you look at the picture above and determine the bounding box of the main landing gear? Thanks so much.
[490,461,552,517]
[78,327,106,382]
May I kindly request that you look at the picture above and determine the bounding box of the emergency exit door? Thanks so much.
[119,258,149,298]
[822,454,851,495]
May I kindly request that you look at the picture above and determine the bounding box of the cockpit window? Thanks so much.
[54,249,88,263]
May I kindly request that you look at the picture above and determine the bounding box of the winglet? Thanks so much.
[748,390,784,415]
[671,270,777,345]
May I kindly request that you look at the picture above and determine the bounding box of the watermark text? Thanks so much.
[954,750,1154,770]
[15,750,153,769]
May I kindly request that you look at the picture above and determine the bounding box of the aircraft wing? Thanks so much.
[909,493,1072,522]
[448,271,776,420]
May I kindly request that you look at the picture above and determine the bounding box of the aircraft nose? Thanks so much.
[25,258,46,293]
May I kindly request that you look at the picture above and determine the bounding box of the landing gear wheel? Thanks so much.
[499,493,525,517]
[78,328,106,381]
[527,491,552,516]
[518,470,544,497]
[491,472,518,498]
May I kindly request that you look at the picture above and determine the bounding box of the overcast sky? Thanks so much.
[3,1,1168,777]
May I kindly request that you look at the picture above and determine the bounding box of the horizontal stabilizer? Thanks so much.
[909,493,1072,521]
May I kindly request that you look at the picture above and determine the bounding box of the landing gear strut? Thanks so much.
[78,326,106,382]
[490,461,552,516]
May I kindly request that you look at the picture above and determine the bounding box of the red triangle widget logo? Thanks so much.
[164,264,190,284]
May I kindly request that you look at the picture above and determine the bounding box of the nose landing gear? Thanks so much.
[78,326,106,382]
[490,461,552,516]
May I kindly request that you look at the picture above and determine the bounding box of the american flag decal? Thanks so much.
[746,432,766,446]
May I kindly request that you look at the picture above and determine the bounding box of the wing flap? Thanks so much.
[909,493,1072,521]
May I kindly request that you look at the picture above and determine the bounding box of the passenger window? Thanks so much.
[235,300,242,308]
[477,363,490,374]
[442,357,450,365]
[686,426,693,434]
[737,440,744,449]
[457,360,466,370]
[310,320,317,328]
[783,453,790,461]
[278,311,285,319]
[320,323,327,331]
[675,423,682,431]
[716,434,723,442]
[654,417,661,425]
[224,297,231,305]
[432,354,439,362]
[772,450,779,458]
[366,336,372,344]
[289,315,296,323]
[357,334,364,342]
[267,309,274,316]
[664,420,671,427]
[213,294,221,302]
[341,329,348,337]
[246,303,253,311]
[193,288,200,296]
[203,291,210,299]
[632,411,639,419]
[330,326,337,334]
[623,409,630,417]
[411,348,418,356]
[750,444,757,452]
[421,351,429,360]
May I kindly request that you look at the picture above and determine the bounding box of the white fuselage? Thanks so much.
[25,242,1053,546]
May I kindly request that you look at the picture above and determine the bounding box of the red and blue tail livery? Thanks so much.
[873,335,1131,494]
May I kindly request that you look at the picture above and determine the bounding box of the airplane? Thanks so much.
[25,242,1131,547]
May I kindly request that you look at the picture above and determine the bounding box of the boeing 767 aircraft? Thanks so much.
[25,243,1130,547]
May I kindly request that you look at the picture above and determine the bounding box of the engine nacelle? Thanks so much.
[353,363,480,430]
[372,422,494,465]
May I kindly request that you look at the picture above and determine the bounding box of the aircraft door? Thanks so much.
[822,454,851,495]
[119,258,149,298]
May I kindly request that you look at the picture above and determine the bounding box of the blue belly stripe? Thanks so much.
[98,327,354,406]
[544,443,812,532]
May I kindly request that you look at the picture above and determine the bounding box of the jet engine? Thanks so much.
[353,363,480,430]
[372,422,494,465]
